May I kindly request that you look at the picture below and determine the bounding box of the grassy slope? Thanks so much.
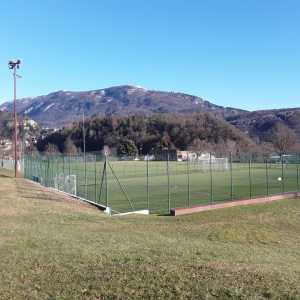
[0,169,300,299]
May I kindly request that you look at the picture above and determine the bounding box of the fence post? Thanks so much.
[230,152,233,200]
[23,155,25,177]
[31,156,36,177]
[68,155,71,177]
[32,156,34,178]
[186,156,190,207]
[94,157,97,202]
[297,154,300,192]
[27,155,29,178]
[209,152,213,204]
[166,150,171,212]
[56,157,59,190]
[248,155,252,199]
[84,153,87,199]
[281,155,285,193]
[46,156,50,187]
[105,154,108,207]
[63,155,65,178]
[30,156,32,178]
[38,157,40,181]
[265,159,269,196]
[44,158,47,187]
[146,157,150,211]
[51,156,53,187]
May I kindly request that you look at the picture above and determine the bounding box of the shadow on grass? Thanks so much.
[0,174,11,178]
[157,212,172,217]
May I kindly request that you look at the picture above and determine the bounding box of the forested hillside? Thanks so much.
[37,113,256,156]
[227,108,300,142]
[0,111,12,138]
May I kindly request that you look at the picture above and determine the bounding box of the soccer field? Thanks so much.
[24,156,300,214]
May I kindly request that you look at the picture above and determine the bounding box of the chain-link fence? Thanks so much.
[16,152,300,214]
[0,157,14,170]
[0,156,24,173]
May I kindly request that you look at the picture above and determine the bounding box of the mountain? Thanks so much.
[1,85,299,149]
[0,85,246,127]
[226,108,300,143]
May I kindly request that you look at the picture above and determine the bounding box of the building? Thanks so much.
[176,151,198,161]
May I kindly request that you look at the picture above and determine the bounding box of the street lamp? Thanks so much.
[8,59,22,177]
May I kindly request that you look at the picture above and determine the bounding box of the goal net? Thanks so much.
[54,174,77,196]
[191,154,229,172]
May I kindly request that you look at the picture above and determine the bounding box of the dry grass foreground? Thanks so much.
[0,168,300,299]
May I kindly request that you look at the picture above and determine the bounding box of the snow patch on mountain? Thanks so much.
[24,107,33,114]
[43,103,55,112]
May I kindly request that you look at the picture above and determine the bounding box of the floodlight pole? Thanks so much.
[13,67,18,177]
[9,60,21,177]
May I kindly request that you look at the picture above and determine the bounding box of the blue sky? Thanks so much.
[0,0,299,110]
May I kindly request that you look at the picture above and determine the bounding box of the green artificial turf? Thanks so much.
[24,157,300,214]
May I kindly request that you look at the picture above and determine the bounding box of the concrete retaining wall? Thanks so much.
[171,192,300,216]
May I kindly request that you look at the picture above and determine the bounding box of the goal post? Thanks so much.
[54,174,77,196]
[191,154,229,172]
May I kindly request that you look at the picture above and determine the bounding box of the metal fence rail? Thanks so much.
[16,152,300,214]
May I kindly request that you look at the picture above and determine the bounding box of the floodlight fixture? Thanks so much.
[8,59,21,70]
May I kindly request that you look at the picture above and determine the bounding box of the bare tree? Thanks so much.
[272,123,297,155]
[63,138,78,155]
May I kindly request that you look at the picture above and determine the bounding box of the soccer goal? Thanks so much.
[54,174,77,196]
[193,154,229,172]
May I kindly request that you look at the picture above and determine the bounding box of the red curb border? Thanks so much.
[170,192,300,216]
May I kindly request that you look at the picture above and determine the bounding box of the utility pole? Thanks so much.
[8,59,21,177]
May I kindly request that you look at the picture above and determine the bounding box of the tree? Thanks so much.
[117,139,138,157]
[36,113,255,156]
[44,143,60,154]
[272,123,297,155]
[63,137,78,154]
